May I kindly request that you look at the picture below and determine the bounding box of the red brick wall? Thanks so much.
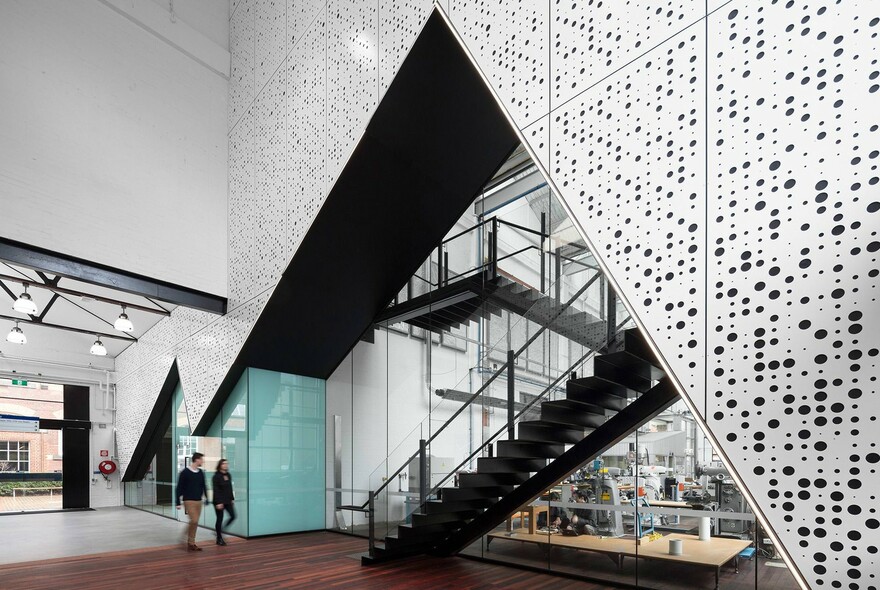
[0,382,64,473]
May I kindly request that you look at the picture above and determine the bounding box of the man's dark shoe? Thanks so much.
[188,544,203,551]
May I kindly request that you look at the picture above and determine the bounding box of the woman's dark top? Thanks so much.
[213,471,235,505]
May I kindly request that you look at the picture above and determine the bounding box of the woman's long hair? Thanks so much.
[216,458,228,471]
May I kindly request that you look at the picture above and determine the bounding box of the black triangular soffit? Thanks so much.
[193,9,519,433]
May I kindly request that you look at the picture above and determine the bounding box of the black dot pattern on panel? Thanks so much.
[552,27,706,398]
[525,115,550,171]
[230,0,255,131]
[379,0,434,94]
[287,10,326,264]
[327,0,378,186]
[255,0,286,92]
[551,0,700,109]
[709,2,879,585]
[287,0,324,51]
[256,64,288,290]
[451,0,548,125]
[228,108,256,309]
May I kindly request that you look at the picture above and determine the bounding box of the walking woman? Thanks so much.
[213,459,236,546]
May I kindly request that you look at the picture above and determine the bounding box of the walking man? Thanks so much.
[176,452,207,551]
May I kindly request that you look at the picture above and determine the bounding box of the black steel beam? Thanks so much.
[0,237,226,314]
[0,273,170,316]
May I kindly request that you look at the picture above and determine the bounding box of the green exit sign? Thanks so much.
[11,379,28,386]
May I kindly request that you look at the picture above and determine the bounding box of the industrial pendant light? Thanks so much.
[114,305,134,333]
[6,321,26,344]
[13,284,38,315]
[90,338,107,356]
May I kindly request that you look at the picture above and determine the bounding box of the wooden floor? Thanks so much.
[0,531,612,590]
[0,529,798,590]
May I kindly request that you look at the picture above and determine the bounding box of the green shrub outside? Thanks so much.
[0,481,63,496]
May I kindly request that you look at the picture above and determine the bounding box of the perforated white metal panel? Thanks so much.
[450,0,549,127]
[255,63,287,290]
[706,2,880,586]
[286,7,326,265]
[227,106,256,309]
[550,0,703,109]
[255,0,286,92]
[379,0,433,95]
[229,0,255,131]
[287,0,324,51]
[551,25,707,404]
[327,0,378,185]
[179,289,272,429]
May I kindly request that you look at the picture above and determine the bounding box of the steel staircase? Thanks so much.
[362,327,679,563]
[371,272,606,350]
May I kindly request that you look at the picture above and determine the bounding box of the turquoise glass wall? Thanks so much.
[248,368,325,535]
[222,373,249,537]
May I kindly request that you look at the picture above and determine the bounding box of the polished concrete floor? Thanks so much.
[0,506,218,564]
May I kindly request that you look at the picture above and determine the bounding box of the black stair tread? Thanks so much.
[397,522,459,539]
[541,398,608,416]
[518,423,592,444]
[620,327,665,368]
[517,420,592,435]
[495,440,565,459]
[598,349,666,381]
[457,472,531,486]
[541,404,606,428]
[594,357,654,393]
[567,376,631,398]
[442,485,514,500]
[565,387,628,411]
[425,498,494,513]
[411,509,481,526]
[476,457,547,473]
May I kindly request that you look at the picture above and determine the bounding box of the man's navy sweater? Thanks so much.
[176,468,207,505]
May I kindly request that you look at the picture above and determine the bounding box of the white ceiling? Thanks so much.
[0,261,176,370]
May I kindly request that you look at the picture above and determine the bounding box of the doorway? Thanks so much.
[0,378,90,512]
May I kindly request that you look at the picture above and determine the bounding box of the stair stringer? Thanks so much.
[435,378,680,556]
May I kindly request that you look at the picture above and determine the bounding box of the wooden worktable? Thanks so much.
[487,530,751,589]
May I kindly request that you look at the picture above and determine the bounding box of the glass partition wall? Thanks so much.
[326,152,800,588]
[125,369,325,539]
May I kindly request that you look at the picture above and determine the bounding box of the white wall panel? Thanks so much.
[255,0,286,92]
[523,115,550,175]
[327,0,378,185]
[286,8,327,265]
[550,0,704,110]
[379,0,434,95]
[255,65,288,289]
[180,289,272,428]
[450,0,549,127]
[287,0,324,52]
[552,25,707,405]
[229,0,255,131]
[707,2,880,585]
[227,107,257,308]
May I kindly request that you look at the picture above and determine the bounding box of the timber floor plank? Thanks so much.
[0,531,603,590]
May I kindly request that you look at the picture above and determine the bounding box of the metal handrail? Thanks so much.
[427,313,633,497]
[426,347,598,497]
[357,269,602,509]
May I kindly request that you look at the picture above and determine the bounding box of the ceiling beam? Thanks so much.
[0,273,170,316]
[0,237,226,315]
[0,313,136,342]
